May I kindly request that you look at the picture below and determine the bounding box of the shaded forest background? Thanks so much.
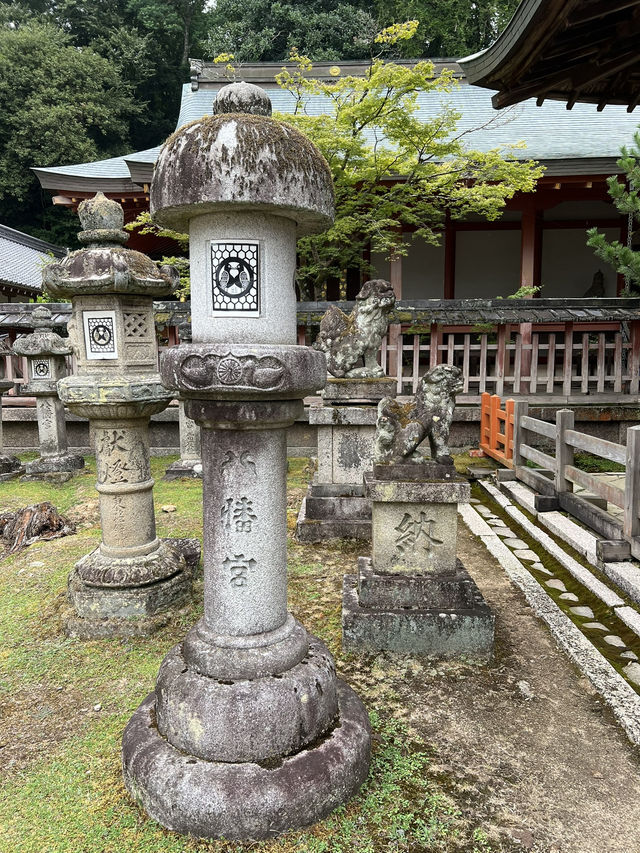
[0,0,518,245]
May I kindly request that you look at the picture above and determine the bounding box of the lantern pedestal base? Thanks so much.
[122,679,371,841]
[22,453,85,481]
[65,540,194,638]
[0,454,24,481]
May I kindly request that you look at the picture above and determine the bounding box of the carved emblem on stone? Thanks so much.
[179,352,287,392]
[83,310,118,360]
[211,241,259,314]
[313,279,395,378]
[217,356,243,385]
[374,364,463,465]
[33,359,51,378]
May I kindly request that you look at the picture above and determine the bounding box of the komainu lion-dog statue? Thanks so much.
[374,365,463,465]
[313,279,396,378]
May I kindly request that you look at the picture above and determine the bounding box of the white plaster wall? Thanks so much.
[454,230,521,298]
[541,228,619,297]
[371,238,444,299]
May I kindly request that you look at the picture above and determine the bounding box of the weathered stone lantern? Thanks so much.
[163,320,202,480]
[122,82,371,840]
[43,193,192,637]
[12,306,85,480]
[0,347,23,480]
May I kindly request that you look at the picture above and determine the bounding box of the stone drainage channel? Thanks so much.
[460,476,640,746]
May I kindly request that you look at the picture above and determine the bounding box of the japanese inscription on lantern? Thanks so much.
[221,497,257,532]
[223,553,257,587]
[395,511,443,557]
[82,310,118,360]
[211,241,259,316]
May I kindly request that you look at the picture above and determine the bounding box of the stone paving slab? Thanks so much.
[615,606,640,641]
[480,481,624,609]
[602,562,640,607]
[458,502,640,748]
[537,510,599,566]
[500,480,537,513]
[498,477,640,606]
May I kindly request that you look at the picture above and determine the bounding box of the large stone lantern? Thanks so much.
[43,193,192,637]
[12,305,84,480]
[122,82,371,840]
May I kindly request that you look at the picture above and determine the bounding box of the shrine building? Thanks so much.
[33,56,640,302]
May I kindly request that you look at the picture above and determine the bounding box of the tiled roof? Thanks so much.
[34,68,640,190]
[2,298,639,329]
[297,298,640,325]
[0,226,65,293]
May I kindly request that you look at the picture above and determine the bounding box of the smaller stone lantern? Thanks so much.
[163,321,202,480]
[0,345,23,480]
[12,306,85,481]
[43,192,193,638]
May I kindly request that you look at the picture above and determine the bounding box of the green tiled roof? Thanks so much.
[34,70,640,191]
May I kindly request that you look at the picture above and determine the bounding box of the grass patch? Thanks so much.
[0,456,497,852]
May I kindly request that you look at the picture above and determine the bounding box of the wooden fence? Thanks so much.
[482,394,640,559]
[479,393,514,467]
[299,319,640,402]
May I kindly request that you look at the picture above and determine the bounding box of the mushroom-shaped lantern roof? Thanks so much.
[151,82,335,236]
[43,193,179,299]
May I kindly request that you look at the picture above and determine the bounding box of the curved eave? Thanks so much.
[459,0,640,110]
[32,167,142,195]
[459,0,555,87]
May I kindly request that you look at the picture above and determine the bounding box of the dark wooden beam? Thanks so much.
[571,0,640,26]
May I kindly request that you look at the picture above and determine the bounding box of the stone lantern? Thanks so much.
[163,320,202,480]
[122,82,371,840]
[12,305,85,480]
[43,193,193,638]
[0,349,22,481]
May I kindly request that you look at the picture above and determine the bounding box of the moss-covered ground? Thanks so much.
[0,456,495,853]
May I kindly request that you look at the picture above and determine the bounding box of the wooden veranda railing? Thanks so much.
[479,393,640,559]
[3,299,640,404]
[298,317,640,402]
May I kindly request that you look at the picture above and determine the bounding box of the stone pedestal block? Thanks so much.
[296,377,396,542]
[342,567,494,661]
[342,465,494,660]
[366,473,469,575]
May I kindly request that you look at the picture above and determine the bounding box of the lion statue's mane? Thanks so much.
[374,364,463,465]
[313,279,396,378]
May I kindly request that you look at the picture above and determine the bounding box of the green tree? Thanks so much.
[207,0,377,63]
[373,0,519,58]
[587,132,640,295]
[206,0,520,63]
[12,0,210,149]
[0,16,138,240]
[269,27,542,299]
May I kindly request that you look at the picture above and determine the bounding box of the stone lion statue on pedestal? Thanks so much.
[313,279,395,378]
[374,365,463,465]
